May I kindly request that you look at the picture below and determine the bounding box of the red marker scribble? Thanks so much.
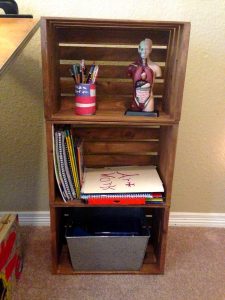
[99,170,140,190]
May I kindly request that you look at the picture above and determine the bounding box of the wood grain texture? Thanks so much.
[84,154,158,167]
[60,78,164,95]
[60,64,165,79]
[56,26,170,45]
[172,23,191,120]
[158,125,179,205]
[83,141,159,154]
[60,95,163,112]
[0,18,39,76]
[51,109,176,125]
[59,46,167,62]
[72,126,160,140]
[41,17,190,275]
[41,18,61,118]
[46,122,55,204]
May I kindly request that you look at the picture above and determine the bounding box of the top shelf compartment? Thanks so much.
[41,18,190,125]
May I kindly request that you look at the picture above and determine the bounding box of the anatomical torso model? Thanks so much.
[128,38,162,112]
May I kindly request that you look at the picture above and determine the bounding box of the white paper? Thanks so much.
[81,165,164,194]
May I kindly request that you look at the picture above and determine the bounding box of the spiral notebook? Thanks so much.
[81,165,164,197]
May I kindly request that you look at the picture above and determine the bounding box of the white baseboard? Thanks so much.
[1,211,225,228]
[169,212,225,228]
[0,211,50,226]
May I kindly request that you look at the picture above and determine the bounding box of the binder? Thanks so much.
[88,197,146,205]
[52,126,67,202]
[54,130,70,201]
[65,129,80,198]
[57,131,73,200]
[53,127,83,201]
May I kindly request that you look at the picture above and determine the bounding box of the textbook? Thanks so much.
[81,165,164,196]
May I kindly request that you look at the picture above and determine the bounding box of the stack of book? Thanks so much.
[53,126,83,202]
[53,127,164,205]
[80,165,164,205]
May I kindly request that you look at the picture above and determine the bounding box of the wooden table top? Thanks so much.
[0,18,40,76]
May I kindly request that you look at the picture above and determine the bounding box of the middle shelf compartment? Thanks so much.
[47,123,178,207]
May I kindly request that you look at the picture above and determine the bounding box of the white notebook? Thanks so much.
[81,165,164,195]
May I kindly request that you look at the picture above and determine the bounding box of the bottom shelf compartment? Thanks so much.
[57,243,160,274]
[51,207,168,274]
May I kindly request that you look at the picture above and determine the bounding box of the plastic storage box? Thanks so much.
[66,208,150,271]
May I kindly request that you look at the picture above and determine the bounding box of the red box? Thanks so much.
[0,214,22,299]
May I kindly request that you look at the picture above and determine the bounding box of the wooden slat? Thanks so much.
[158,207,170,271]
[163,28,179,116]
[83,141,159,154]
[61,95,130,111]
[60,64,165,79]
[84,154,158,167]
[144,244,157,264]
[50,207,63,273]
[51,109,173,125]
[158,125,179,205]
[46,122,55,203]
[72,127,160,140]
[60,95,162,112]
[59,46,167,62]
[172,24,191,121]
[41,18,61,117]
[56,26,170,45]
[60,78,164,95]
[96,96,163,112]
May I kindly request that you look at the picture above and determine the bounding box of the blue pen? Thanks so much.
[72,64,80,84]
[92,65,99,83]
[86,64,95,83]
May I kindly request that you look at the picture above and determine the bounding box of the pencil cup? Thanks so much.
[74,83,96,115]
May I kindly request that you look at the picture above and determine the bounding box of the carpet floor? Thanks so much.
[11,226,225,300]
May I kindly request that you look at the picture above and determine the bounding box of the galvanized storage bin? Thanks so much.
[66,208,150,271]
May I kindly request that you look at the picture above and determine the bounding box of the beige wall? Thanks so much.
[1,0,225,212]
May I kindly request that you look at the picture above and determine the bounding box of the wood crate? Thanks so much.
[41,17,190,275]
[41,18,190,124]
